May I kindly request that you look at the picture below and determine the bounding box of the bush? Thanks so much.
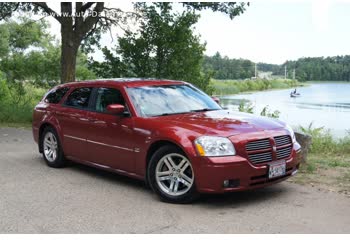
[238,101,280,119]
[298,122,350,155]
[0,80,46,123]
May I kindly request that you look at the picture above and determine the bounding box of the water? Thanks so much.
[219,82,350,138]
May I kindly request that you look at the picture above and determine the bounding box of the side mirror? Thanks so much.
[211,96,220,104]
[106,104,125,115]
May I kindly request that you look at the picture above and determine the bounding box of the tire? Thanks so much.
[147,145,199,203]
[41,126,66,168]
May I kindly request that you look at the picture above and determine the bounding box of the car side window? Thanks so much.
[45,87,69,104]
[95,88,125,113]
[64,87,92,109]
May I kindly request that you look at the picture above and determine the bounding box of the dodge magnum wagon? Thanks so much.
[32,79,301,203]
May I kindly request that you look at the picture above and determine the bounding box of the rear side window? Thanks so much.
[64,87,92,109]
[45,87,69,104]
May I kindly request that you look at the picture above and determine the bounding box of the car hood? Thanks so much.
[153,110,286,137]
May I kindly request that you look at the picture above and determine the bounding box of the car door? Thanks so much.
[56,87,93,161]
[85,87,136,173]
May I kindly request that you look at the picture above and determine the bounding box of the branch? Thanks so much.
[80,2,95,13]
[34,2,62,23]
[77,2,104,40]
[0,3,20,20]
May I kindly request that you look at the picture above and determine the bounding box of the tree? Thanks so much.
[90,3,214,92]
[0,18,95,86]
[203,53,255,80]
[0,2,248,83]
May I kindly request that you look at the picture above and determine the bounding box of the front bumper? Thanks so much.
[194,143,301,193]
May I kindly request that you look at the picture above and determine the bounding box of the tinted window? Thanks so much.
[45,87,69,104]
[64,87,92,109]
[95,88,125,112]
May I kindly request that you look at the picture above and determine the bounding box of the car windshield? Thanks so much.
[127,84,221,117]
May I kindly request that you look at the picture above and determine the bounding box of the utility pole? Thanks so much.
[255,63,257,79]
[293,69,296,80]
[284,65,287,79]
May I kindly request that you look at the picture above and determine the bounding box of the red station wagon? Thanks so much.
[32,79,301,203]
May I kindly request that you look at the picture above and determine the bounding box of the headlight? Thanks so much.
[286,125,296,143]
[194,136,236,157]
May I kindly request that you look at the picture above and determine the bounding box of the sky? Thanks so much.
[195,0,350,64]
[42,0,350,64]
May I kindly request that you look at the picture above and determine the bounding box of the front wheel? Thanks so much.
[41,127,66,168]
[147,145,198,203]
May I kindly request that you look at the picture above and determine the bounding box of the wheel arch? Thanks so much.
[144,139,195,183]
[38,122,61,153]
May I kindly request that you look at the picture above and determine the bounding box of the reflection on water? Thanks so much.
[219,83,350,138]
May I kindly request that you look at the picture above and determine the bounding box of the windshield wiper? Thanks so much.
[153,108,219,117]
[153,111,189,117]
[190,108,218,112]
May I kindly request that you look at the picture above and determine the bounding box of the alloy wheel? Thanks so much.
[155,153,194,196]
[43,132,58,162]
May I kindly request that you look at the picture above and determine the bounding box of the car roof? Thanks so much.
[56,78,186,89]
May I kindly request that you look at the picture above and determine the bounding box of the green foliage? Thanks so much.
[238,101,280,119]
[182,2,248,20]
[0,80,46,123]
[269,56,350,82]
[238,101,254,113]
[203,52,255,80]
[298,122,350,155]
[89,3,213,93]
[204,52,350,82]
[260,105,280,118]
[0,18,95,86]
[212,78,300,95]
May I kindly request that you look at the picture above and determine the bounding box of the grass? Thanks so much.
[0,80,47,124]
[297,122,350,156]
[290,124,350,195]
[291,154,350,195]
[211,78,303,95]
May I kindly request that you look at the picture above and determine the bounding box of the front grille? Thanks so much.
[274,135,292,146]
[276,146,292,160]
[248,152,273,164]
[245,135,292,164]
[246,139,272,164]
[245,138,271,151]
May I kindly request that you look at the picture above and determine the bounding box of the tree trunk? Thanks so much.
[61,27,79,83]
[60,2,79,84]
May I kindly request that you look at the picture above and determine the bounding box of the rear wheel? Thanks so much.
[41,127,66,168]
[147,145,198,203]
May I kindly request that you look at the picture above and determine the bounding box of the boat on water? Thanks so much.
[290,92,301,98]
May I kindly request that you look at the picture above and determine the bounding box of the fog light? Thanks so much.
[223,180,230,187]
[223,179,240,188]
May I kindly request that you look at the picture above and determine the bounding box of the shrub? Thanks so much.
[0,80,46,123]
[298,122,350,155]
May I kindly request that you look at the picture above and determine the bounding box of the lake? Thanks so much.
[219,82,350,138]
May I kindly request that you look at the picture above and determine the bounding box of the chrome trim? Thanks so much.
[134,148,140,153]
[64,134,85,142]
[64,134,135,152]
[86,139,134,152]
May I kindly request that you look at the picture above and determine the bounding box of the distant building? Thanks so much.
[258,71,273,79]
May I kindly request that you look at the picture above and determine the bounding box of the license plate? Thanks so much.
[268,161,286,179]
